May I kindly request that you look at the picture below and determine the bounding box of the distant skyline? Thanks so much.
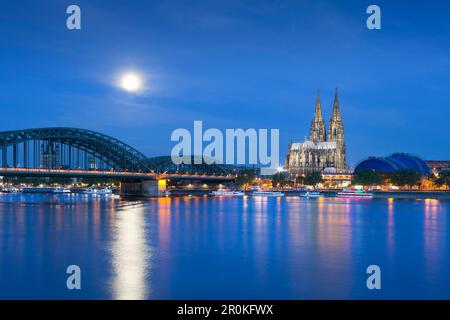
[1,0,450,166]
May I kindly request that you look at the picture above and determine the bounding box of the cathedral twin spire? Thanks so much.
[328,88,344,143]
[331,88,342,121]
[311,88,346,170]
[310,88,343,143]
[309,90,327,143]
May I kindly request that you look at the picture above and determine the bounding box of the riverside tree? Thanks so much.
[304,172,323,188]
[352,169,383,186]
[235,168,257,187]
[272,172,289,188]
[433,171,450,189]
[388,170,422,189]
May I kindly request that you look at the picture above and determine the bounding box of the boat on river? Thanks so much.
[300,191,323,198]
[336,189,373,199]
[22,186,70,194]
[54,187,71,193]
[252,191,285,197]
[83,186,113,195]
[211,189,245,197]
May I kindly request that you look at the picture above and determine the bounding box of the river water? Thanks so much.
[0,194,448,299]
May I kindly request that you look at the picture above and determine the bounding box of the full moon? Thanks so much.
[119,72,143,92]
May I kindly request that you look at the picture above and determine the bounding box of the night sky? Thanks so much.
[0,0,449,166]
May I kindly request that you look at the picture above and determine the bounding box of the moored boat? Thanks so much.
[300,191,323,198]
[252,191,285,197]
[336,189,373,199]
[54,187,71,193]
[22,186,70,194]
[83,186,113,195]
[211,189,245,197]
[0,186,22,193]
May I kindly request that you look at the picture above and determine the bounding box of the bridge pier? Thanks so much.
[120,179,167,197]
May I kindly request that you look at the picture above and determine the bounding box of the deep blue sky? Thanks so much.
[0,0,449,166]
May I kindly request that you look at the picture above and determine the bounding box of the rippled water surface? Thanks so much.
[0,194,448,299]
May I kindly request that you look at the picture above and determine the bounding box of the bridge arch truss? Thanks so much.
[0,128,236,176]
[0,127,151,172]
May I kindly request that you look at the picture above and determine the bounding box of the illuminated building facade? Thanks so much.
[285,89,347,176]
[426,160,450,174]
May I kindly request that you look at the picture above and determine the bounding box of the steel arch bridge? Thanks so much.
[0,127,236,176]
[141,156,236,176]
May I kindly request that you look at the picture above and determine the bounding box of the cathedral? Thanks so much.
[285,89,347,176]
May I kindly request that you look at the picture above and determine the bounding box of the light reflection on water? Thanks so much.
[0,194,449,299]
[111,203,150,300]
[423,199,446,290]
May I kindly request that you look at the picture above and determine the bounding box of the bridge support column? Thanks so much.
[142,179,167,197]
[13,143,18,168]
[120,179,167,197]
[2,145,6,167]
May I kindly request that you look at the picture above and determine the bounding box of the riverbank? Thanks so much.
[371,190,450,199]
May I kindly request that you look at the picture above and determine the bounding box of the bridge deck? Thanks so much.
[0,168,235,182]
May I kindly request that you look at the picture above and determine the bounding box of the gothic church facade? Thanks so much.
[285,89,347,176]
